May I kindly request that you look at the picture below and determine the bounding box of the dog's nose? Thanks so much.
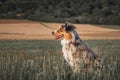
[52,31,54,35]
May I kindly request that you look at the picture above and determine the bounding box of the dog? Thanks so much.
[52,22,109,73]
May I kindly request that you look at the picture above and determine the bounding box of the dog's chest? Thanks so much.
[61,39,77,62]
[62,45,72,61]
[61,39,87,62]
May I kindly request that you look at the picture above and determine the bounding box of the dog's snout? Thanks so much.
[52,31,54,35]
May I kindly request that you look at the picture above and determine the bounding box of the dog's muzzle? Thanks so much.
[51,31,64,39]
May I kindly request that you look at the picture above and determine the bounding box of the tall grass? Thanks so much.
[0,40,120,80]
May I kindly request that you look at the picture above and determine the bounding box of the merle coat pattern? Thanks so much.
[52,22,109,73]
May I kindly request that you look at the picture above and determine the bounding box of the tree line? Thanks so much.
[0,0,120,24]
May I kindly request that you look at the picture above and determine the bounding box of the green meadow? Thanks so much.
[0,40,120,80]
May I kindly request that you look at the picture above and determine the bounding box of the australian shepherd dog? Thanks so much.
[52,22,109,73]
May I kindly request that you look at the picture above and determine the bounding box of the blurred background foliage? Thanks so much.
[0,0,120,24]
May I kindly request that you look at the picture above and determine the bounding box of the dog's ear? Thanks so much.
[61,22,68,28]
[65,22,69,26]
[64,22,76,32]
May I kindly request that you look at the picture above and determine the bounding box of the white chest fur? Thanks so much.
[61,39,81,72]
[61,39,76,63]
[61,39,70,61]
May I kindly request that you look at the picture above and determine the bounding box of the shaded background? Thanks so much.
[0,0,120,24]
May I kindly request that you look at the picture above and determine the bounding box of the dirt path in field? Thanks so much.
[0,19,120,40]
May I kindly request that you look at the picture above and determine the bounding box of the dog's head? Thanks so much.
[52,22,76,40]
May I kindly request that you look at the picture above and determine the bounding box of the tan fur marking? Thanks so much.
[64,33,71,40]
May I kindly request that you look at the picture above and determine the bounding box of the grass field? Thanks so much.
[0,40,120,80]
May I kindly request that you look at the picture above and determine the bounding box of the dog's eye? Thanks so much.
[60,28,63,31]
[60,30,63,32]
[57,29,63,33]
[59,30,63,32]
